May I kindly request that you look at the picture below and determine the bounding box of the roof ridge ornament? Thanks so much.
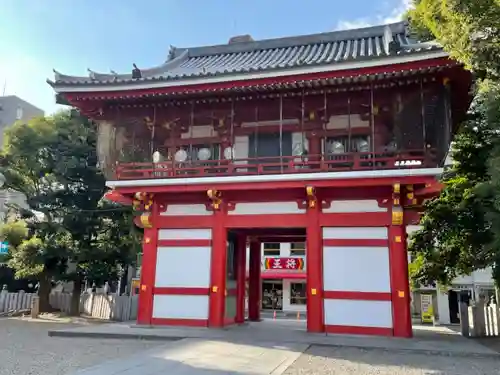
[87,69,96,80]
[53,69,62,81]
[132,63,142,79]
[168,45,177,61]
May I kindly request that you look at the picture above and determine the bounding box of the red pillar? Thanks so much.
[389,209,412,338]
[208,209,227,328]
[137,205,159,325]
[248,240,261,321]
[235,234,247,324]
[306,201,324,333]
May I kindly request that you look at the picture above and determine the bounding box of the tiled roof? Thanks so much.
[49,22,444,87]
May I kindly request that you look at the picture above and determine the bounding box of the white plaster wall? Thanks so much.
[323,246,391,293]
[229,202,305,215]
[160,204,212,216]
[436,289,451,324]
[234,136,249,163]
[322,200,387,213]
[155,246,211,288]
[322,227,388,240]
[282,279,307,312]
[152,295,209,319]
[180,125,217,139]
[324,300,393,327]
[158,228,212,240]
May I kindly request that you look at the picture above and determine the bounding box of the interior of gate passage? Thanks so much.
[48,21,473,337]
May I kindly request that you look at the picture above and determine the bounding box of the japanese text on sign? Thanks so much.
[264,257,304,270]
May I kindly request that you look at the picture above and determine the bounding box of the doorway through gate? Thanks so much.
[226,227,307,326]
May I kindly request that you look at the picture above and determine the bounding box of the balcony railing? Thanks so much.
[114,149,437,180]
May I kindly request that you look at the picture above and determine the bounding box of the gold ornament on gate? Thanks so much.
[306,186,317,208]
[207,189,222,210]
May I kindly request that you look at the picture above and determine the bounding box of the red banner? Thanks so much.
[264,257,304,270]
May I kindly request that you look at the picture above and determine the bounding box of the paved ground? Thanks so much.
[48,318,499,357]
[283,345,500,375]
[0,317,162,375]
[4,316,500,374]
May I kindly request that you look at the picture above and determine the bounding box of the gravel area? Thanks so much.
[0,318,163,375]
[282,345,500,375]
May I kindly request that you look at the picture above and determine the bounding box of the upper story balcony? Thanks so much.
[97,82,455,181]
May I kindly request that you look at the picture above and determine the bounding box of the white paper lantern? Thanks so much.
[330,141,345,154]
[197,147,211,161]
[174,149,188,162]
[152,151,161,163]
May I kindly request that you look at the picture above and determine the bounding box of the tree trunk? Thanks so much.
[69,278,83,316]
[38,275,52,313]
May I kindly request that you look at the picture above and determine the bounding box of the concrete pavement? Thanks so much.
[48,319,499,358]
[70,338,307,375]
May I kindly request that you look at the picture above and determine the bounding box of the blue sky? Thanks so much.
[0,0,410,114]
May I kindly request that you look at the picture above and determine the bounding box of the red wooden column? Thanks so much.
[248,240,261,321]
[389,184,412,338]
[137,203,159,325]
[306,187,324,333]
[235,234,247,324]
[208,203,228,328]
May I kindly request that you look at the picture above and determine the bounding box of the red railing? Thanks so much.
[114,149,437,180]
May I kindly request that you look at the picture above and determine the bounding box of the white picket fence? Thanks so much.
[49,292,138,322]
[460,301,500,337]
[0,291,36,313]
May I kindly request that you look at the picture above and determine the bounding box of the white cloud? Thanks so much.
[335,0,413,30]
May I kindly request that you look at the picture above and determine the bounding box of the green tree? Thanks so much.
[407,0,500,286]
[408,0,500,79]
[0,110,140,313]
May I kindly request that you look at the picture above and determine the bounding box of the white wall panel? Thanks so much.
[323,246,391,293]
[323,200,387,213]
[229,202,305,215]
[234,136,249,162]
[322,227,388,240]
[155,246,211,288]
[324,300,393,328]
[160,204,212,216]
[153,295,209,319]
[158,228,212,240]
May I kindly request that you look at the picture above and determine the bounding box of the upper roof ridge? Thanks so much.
[171,21,408,59]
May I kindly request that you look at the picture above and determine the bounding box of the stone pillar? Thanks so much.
[248,240,261,322]
[235,234,247,324]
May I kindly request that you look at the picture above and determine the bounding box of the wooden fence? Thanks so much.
[49,292,138,322]
[460,300,500,337]
[0,291,36,314]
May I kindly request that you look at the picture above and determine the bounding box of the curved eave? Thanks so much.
[56,55,459,104]
[50,49,449,95]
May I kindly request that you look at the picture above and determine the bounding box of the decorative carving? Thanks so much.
[207,189,222,210]
[405,184,418,206]
[392,183,401,206]
[392,210,403,225]
[133,192,154,212]
[306,186,317,209]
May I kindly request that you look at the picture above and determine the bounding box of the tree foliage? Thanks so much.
[408,0,500,79]
[0,110,140,312]
[407,0,500,286]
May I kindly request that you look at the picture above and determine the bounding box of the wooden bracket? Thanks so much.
[207,189,223,210]
[306,186,318,209]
